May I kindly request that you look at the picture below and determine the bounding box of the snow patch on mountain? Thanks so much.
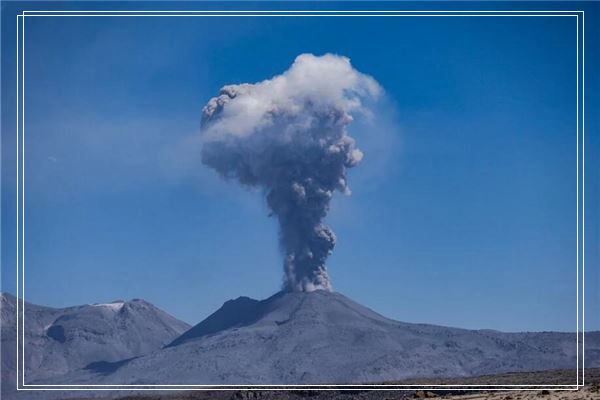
[91,301,125,311]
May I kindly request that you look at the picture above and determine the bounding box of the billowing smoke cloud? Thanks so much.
[201,53,381,292]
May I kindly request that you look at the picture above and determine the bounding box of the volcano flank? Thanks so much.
[48,290,600,385]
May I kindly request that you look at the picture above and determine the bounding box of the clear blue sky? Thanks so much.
[2,2,599,332]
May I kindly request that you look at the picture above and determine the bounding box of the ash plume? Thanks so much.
[200,54,381,292]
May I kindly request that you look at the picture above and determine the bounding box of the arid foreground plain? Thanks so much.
[73,368,600,400]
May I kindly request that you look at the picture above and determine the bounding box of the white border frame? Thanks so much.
[13,8,586,393]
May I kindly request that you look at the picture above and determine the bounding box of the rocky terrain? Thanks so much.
[3,290,599,400]
[59,368,600,400]
[44,290,600,385]
[1,293,190,396]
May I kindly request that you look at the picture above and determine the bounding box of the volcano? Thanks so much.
[49,290,600,385]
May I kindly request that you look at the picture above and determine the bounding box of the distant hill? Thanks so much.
[0,292,190,394]
[49,290,600,385]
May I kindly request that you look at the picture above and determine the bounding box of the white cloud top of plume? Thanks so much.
[202,53,381,140]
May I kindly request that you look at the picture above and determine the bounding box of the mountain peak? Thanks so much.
[167,293,270,347]
[168,290,387,348]
[1,294,192,393]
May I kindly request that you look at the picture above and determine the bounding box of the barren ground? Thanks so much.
[75,368,600,400]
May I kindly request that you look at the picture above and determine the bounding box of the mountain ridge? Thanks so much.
[45,290,600,386]
[0,292,190,395]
